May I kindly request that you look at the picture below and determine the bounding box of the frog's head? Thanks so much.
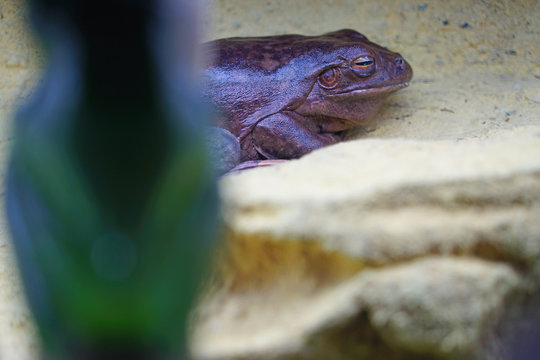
[294,29,413,132]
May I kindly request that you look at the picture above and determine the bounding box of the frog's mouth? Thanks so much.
[331,81,409,97]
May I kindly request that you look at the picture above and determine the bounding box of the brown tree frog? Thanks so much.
[202,29,413,173]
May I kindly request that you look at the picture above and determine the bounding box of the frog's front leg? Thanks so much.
[251,111,341,160]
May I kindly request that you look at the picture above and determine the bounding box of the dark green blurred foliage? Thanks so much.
[6,0,217,358]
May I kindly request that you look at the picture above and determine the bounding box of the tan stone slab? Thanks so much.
[190,127,540,359]
[220,127,540,266]
[191,256,521,360]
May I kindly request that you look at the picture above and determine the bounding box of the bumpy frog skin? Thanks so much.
[202,29,413,173]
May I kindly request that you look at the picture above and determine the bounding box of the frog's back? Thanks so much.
[202,34,315,137]
[203,30,369,73]
[204,34,313,73]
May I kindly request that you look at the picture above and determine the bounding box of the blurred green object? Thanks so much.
[6,0,217,358]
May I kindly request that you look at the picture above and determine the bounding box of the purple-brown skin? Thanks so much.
[202,29,413,173]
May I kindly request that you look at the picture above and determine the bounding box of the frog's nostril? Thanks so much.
[394,57,404,66]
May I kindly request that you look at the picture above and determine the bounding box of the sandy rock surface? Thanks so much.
[0,0,539,359]
[190,127,540,359]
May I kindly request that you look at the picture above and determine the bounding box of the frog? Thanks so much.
[202,29,413,173]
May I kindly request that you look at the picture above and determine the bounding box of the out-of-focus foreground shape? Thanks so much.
[4,0,217,359]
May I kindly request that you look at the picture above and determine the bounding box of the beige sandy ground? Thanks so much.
[0,0,539,358]
[0,1,42,358]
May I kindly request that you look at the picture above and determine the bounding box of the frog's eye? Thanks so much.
[351,56,376,77]
[318,67,340,89]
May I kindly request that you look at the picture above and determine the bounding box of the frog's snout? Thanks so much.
[392,55,413,82]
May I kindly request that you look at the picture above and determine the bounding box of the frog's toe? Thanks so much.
[228,159,289,173]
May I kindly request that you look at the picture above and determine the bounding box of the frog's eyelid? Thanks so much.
[335,56,376,68]
[353,55,375,63]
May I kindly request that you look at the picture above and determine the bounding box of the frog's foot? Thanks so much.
[228,159,289,173]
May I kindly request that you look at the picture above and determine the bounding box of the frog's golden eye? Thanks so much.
[318,67,340,89]
[351,56,376,77]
